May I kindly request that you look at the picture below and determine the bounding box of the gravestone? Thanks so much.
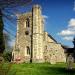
[66,54,74,70]
[66,37,75,70]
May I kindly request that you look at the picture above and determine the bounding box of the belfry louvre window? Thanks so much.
[26,18,30,27]
[27,46,30,55]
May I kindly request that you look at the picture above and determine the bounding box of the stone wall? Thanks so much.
[44,32,66,64]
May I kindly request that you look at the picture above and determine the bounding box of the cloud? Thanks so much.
[42,15,48,19]
[68,27,75,31]
[58,18,75,36]
[57,18,75,41]
[63,36,73,41]
[73,7,75,11]
[68,18,75,27]
[58,30,75,36]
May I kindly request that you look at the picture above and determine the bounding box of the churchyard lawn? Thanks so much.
[0,63,75,75]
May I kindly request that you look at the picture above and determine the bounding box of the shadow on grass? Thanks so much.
[39,66,75,75]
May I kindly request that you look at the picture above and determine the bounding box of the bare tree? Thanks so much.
[0,0,32,61]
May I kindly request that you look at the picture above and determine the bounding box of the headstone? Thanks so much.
[66,54,74,70]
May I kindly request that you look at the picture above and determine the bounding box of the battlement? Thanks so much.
[32,4,41,9]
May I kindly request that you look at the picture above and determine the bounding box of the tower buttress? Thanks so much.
[32,5,44,62]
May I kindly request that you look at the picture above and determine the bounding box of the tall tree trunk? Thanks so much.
[0,9,5,62]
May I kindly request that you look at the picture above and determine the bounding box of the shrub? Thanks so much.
[3,51,12,62]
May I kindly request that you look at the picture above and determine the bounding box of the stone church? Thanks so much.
[12,5,66,64]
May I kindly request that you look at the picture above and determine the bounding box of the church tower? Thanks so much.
[32,5,44,62]
[12,12,32,62]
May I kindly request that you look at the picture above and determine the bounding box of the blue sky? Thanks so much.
[3,0,75,47]
[32,0,75,47]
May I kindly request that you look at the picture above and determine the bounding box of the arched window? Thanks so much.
[27,46,30,55]
[26,18,30,27]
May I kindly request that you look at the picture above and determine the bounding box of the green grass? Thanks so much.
[0,63,75,75]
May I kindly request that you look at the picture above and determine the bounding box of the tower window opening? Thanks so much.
[25,31,29,35]
[26,18,30,27]
[27,46,30,55]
